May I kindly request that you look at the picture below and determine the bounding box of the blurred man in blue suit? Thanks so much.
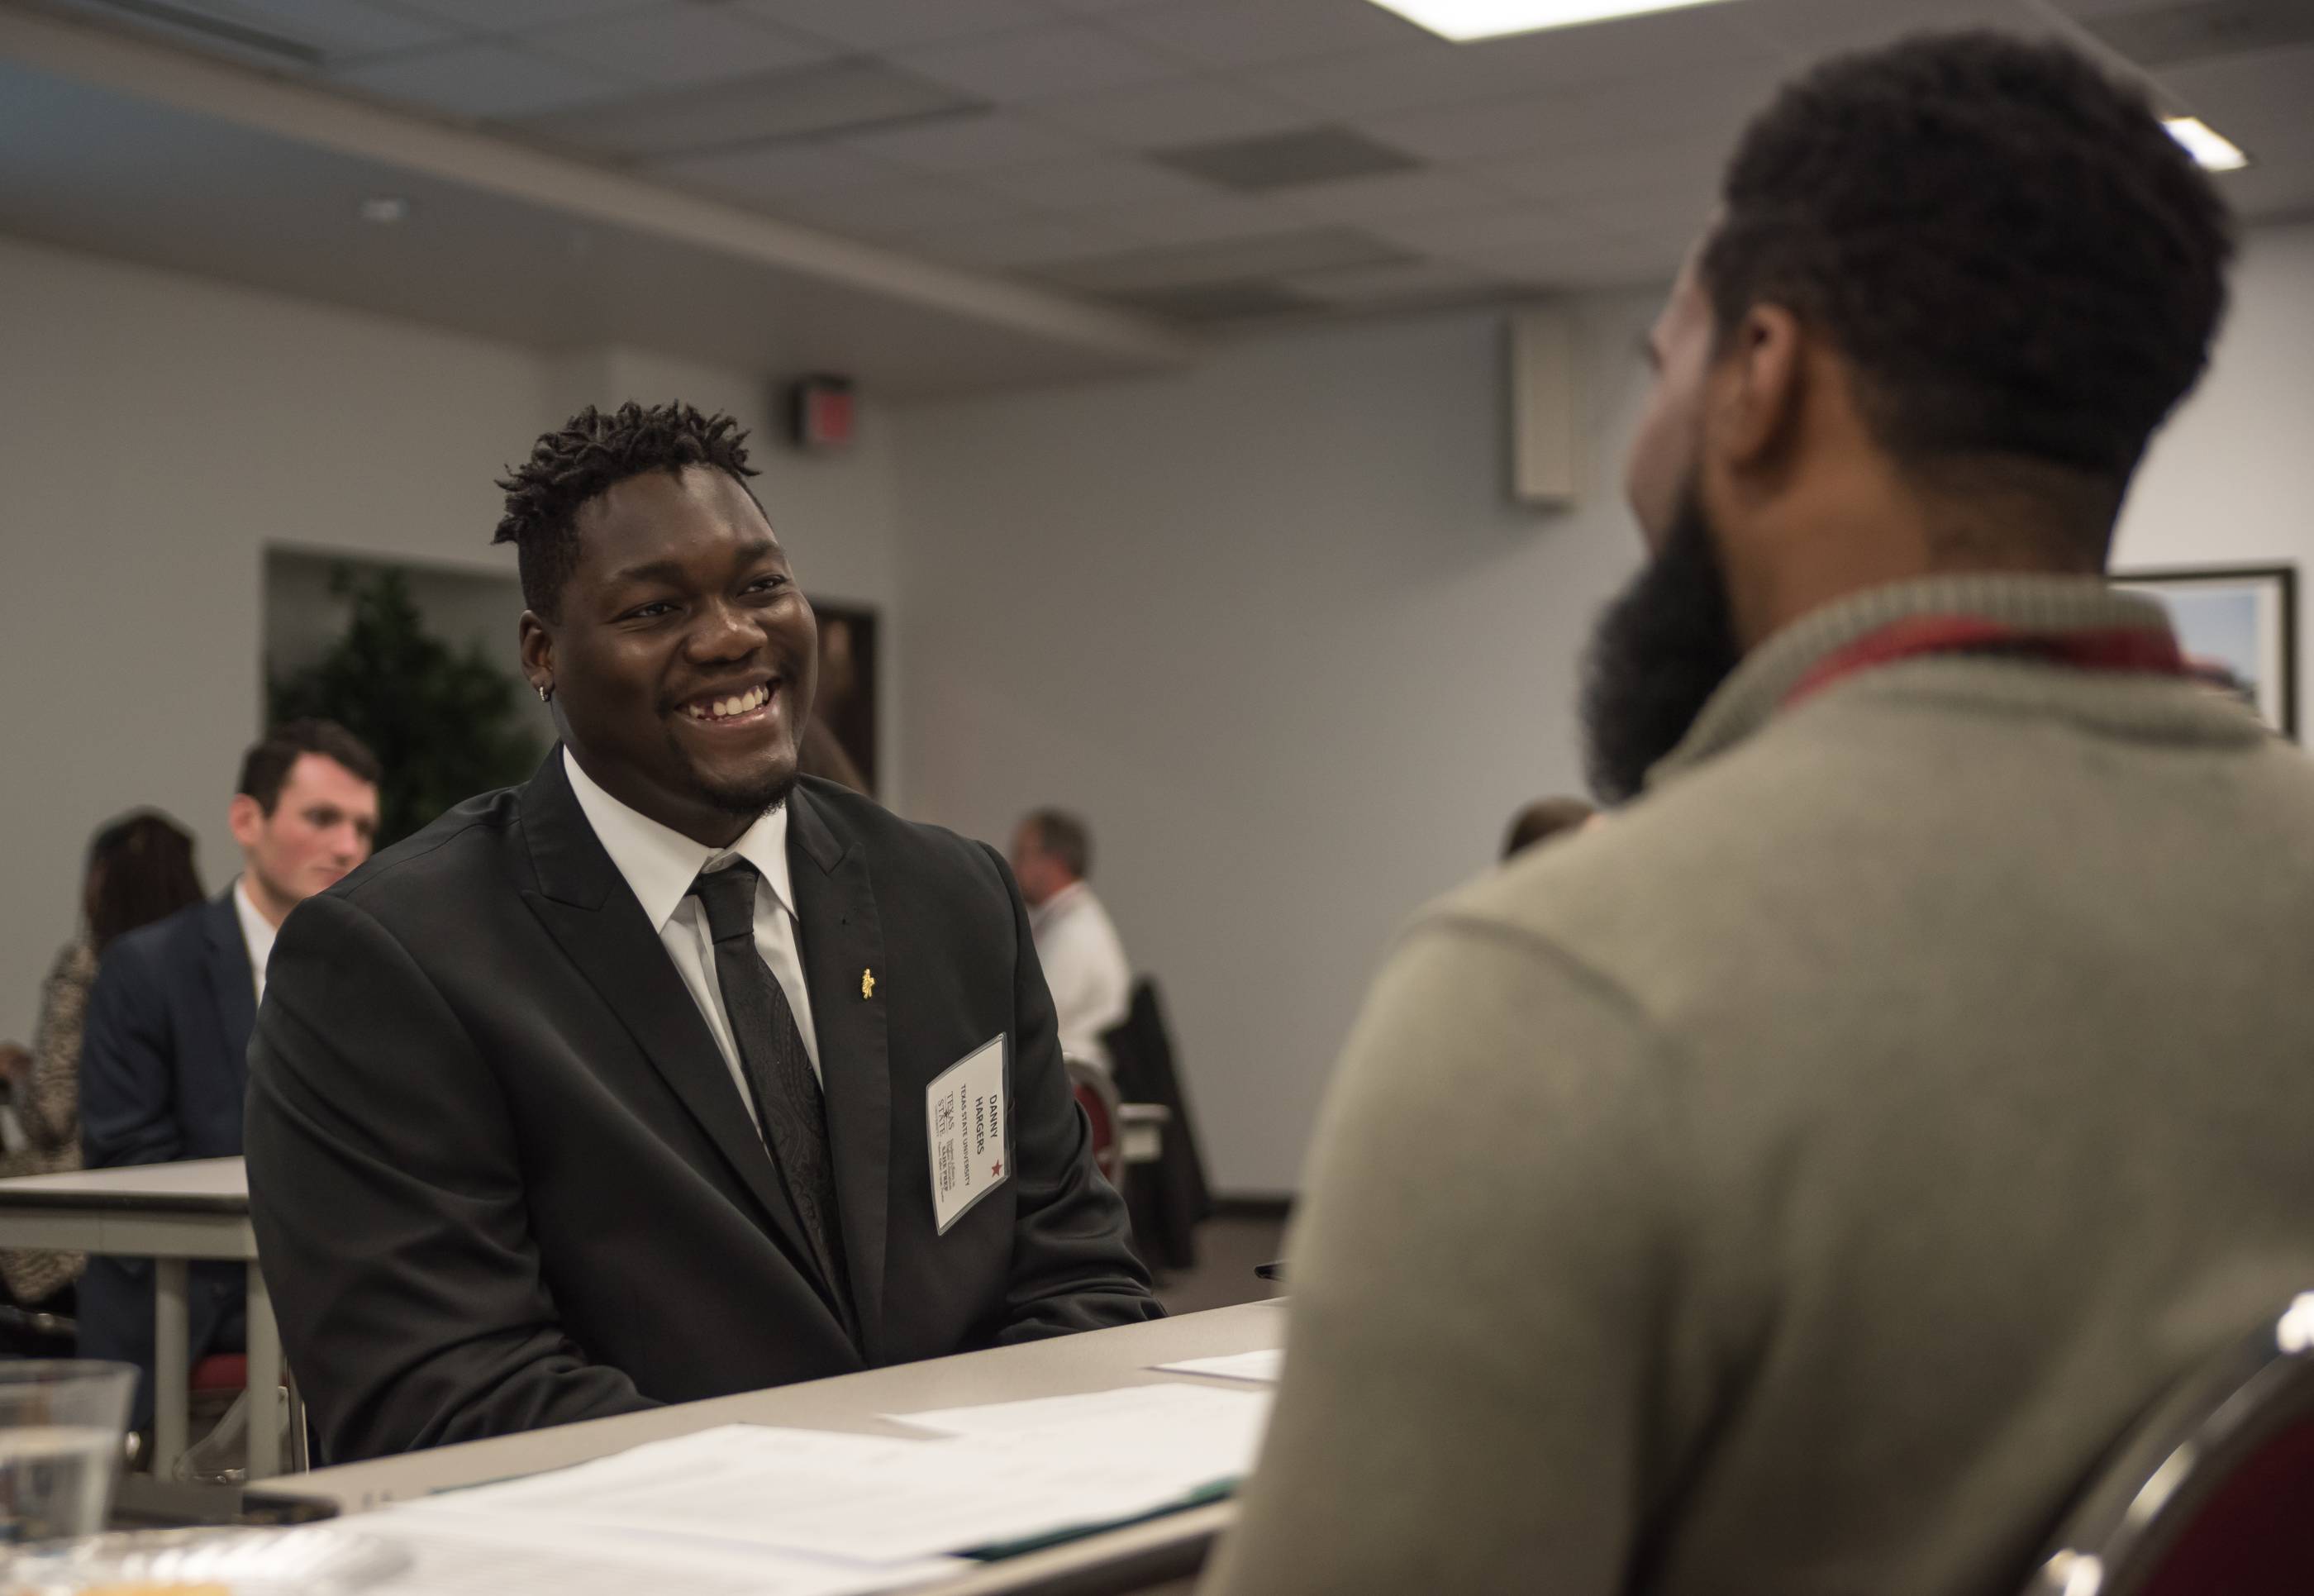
[80,719,378,1430]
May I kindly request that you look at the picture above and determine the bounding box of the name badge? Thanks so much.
[926,1034,1008,1235]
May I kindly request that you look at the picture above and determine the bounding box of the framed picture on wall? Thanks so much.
[2112,565,2297,739]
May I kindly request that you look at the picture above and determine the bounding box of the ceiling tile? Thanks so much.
[1356,89,1601,163]
[775,178,1037,241]
[2158,38,2314,127]
[202,0,455,60]
[1474,133,1727,206]
[1359,202,1585,254]
[527,7,831,89]
[1103,191,1303,245]
[1156,126,1422,190]
[1251,39,1535,117]
[1042,226,1406,291]
[1472,4,1788,83]
[1352,59,1782,168]
[1275,167,1500,222]
[971,152,1221,208]
[1036,78,1310,148]
[329,40,629,119]
[1733,0,2052,60]
[838,111,1091,172]
[1108,280,1322,322]
[906,212,1144,268]
[386,0,647,29]
[517,61,980,159]
[736,0,1049,50]
[1455,230,1678,288]
[1544,176,1716,237]
[1256,3,1785,116]
[1103,0,1429,69]
[37,0,468,67]
[896,23,1182,102]
[649,142,909,205]
[1283,258,1506,307]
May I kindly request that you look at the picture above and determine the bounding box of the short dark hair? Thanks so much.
[86,810,204,956]
[1023,809,1092,881]
[1701,32,2232,557]
[237,720,381,814]
[493,402,762,618]
[1503,796,1597,860]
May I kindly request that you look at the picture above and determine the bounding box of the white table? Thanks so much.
[287,1300,1287,1594]
[0,1157,288,1480]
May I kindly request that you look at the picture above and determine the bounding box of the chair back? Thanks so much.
[2026,1291,2314,1596]
[1065,1054,1125,1188]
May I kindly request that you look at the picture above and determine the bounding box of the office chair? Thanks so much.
[1064,1054,1125,1188]
[2025,1290,2314,1596]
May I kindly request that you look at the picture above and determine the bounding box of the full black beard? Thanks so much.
[1579,485,1742,804]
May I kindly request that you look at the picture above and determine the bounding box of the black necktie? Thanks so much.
[690,860,853,1327]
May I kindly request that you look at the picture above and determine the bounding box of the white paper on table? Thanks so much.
[886,1383,1271,1512]
[1151,1349,1283,1385]
[359,1502,964,1596]
[888,1381,1270,1450]
[414,1417,1255,1565]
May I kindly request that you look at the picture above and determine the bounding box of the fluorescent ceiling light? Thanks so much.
[2163,117,2249,173]
[1364,0,1733,42]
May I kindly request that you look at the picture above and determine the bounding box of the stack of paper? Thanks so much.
[360,1506,964,1596]
[385,1383,1271,1584]
[1151,1348,1283,1385]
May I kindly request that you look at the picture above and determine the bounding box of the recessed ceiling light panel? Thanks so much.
[1364,0,1734,43]
[2163,116,2250,172]
[358,195,412,225]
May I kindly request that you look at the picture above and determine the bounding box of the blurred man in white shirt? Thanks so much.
[1009,811,1130,1070]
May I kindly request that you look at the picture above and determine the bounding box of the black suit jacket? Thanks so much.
[246,754,1159,1462]
[79,892,255,1422]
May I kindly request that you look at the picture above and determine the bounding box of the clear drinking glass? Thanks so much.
[0,1361,135,1545]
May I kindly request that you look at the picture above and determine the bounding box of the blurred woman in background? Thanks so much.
[0,811,203,1341]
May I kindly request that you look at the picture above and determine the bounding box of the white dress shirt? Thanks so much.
[1029,880,1132,1070]
[232,876,279,1003]
[563,750,822,1131]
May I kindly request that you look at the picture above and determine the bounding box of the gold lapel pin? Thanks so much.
[861,968,876,1000]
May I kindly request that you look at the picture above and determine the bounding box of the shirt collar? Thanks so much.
[1650,574,2177,788]
[561,746,796,934]
[1031,879,1088,931]
[231,875,278,984]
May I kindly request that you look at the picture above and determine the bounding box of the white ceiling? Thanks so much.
[3,0,2309,393]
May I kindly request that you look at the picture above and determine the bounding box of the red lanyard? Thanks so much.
[1784,614,2189,711]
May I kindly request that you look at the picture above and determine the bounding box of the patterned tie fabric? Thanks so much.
[690,861,853,1328]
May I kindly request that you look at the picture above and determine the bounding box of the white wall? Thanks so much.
[2113,220,2314,727]
[893,219,2314,1197]
[0,236,902,1045]
[892,297,1664,1194]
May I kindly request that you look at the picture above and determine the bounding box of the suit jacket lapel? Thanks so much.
[202,893,257,1092]
[788,784,892,1361]
[516,751,822,1283]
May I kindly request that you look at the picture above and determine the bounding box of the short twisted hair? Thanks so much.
[493,402,761,618]
[1702,32,2232,555]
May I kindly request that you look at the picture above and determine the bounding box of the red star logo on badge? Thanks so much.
[992,1162,1002,1178]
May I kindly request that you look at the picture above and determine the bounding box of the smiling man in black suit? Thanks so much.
[246,402,1159,1463]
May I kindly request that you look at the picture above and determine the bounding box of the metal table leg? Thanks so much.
[153,1258,188,1478]
[245,1264,282,1479]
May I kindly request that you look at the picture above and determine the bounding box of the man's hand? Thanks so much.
[0,1042,31,1087]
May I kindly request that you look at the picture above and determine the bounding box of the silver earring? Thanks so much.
[536,682,553,703]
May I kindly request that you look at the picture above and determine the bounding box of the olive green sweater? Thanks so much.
[1207,575,2314,1596]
